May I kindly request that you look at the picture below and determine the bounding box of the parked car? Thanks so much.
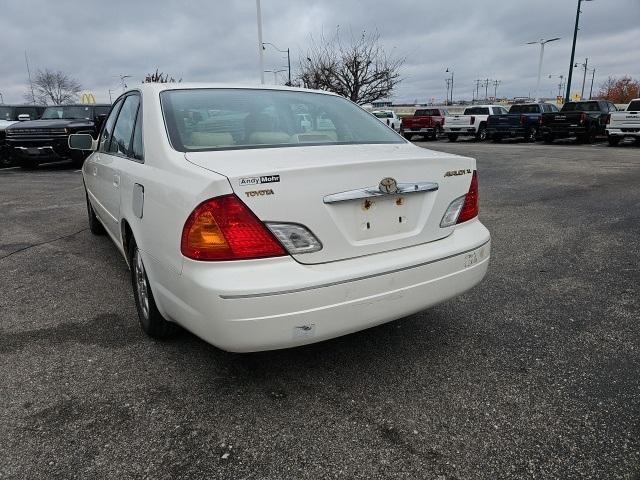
[5,103,111,168]
[400,108,447,140]
[540,100,616,144]
[0,105,45,166]
[70,83,491,352]
[487,103,558,142]
[606,98,640,146]
[372,110,401,131]
[444,105,508,142]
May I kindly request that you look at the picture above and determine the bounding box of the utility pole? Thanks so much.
[446,68,454,105]
[445,78,451,106]
[474,79,481,104]
[263,42,291,85]
[480,78,490,101]
[566,0,593,103]
[256,0,265,84]
[578,58,589,100]
[588,67,596,99]
[493,80,501,100]
[24,50,36,105]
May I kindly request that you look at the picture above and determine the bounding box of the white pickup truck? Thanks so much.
[606,98,640,146]
[444,105,508,142]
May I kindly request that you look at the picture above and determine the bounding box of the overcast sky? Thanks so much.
[1,0,639,105]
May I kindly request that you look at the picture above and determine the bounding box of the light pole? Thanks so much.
[493,80,501,100]
[264,69,287,84]
[263,42,291,86]
[256,0,265,84]
[116,75,132,93]
[0,92,3,104]
[445,68,454,105]
[527,37,561,101]
[566,0,593,102]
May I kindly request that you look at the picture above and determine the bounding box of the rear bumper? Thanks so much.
[541,125,587,138]
[401,127,435,134]
[487,126,526,137]
[607,127,640,138]
[150,219,491,352]
[443,126,476,136]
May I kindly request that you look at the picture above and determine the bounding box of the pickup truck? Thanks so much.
[372,110,401,132]
[540,100,617,144]
[606,98,640,146]
[0,105,45,166]
[5,103,111,168]
[487,103,558,142]
[444,105,508,142]
[400,108,447,140]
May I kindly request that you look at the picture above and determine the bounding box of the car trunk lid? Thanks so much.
[186,144,474,264]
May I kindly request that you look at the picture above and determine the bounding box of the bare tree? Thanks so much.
[298,30,404,104]
[24,69,82,105]
[143,69,182,83]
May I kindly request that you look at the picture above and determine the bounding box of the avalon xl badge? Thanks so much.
[379,177,398,194]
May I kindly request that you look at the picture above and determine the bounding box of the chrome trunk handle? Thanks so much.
[323,182,439,204]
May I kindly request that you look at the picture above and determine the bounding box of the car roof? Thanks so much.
[45,104,111,107]
[131,82,341,98]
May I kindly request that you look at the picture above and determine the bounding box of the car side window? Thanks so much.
[131,105,144,162]
[99,99,124,153]
[110,95,140,157]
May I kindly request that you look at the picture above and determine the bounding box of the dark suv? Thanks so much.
[5,104,111,168]
[0,105,46,166]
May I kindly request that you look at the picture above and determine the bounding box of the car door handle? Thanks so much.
[113,174,120,187]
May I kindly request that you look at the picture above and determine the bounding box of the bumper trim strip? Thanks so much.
[220,238,490,299]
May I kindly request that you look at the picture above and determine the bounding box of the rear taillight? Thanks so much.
[442,117,445,125]
[457,171,479,224]
[520,114,525,126]
[580,112,587,124]
[440,171,479,227]
[470,116,476,125]
[606,114,611,125]
[181,194,286,261]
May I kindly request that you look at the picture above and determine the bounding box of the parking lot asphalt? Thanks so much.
[1,140,639,480]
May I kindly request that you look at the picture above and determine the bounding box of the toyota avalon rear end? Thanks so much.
[76,84,490,352]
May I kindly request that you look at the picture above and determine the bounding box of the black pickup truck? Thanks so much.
[5,104,110,168]
[0,105,46,166]
[487,103,558,142]
[540,100,617,144]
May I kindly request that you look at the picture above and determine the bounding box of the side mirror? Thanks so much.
[18,114,31,121]
[68,133,97,151]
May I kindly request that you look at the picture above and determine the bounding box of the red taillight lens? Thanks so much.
[580,112,587,124]
[470,116,476,125]
[181,194,286,261]
[520,114,525,126]
[457,171,479,224]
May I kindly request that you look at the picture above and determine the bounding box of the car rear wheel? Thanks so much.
[491,135,502,143]
[543,134,555,144]
[431,126,442,140]
[85,192,105,235]
[447,133,458,142]
[130,241,179,339]
[525,126,538,142]
[579,128,597,144]
[18,159,38,170]
[475,125,487,141]
[607,135,621,146]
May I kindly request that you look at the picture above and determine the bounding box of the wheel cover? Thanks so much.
[134,249,150,321]
[479,128,487,140]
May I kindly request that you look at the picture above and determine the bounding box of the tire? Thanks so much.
[475,125,487,142]
[579,128,597,144]
[447,133,459,142]
[85,192,105,235]
[18,160,38,170]
[402,133,413,141]
[635,138,640,146]
[524,126,538,142]
[491,135,502,143]
[607,135,621,147]
[543,134,555,144]
[129,240,179,339]
[431,126,442,141]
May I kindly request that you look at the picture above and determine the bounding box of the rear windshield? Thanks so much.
[464,107,490,115]
[414,109,441,116]
[627,100,640,112]
[42,106,94,120]
[373,111,393,118]
[509,104,541,114]
[561,102,601,112]
[160,89,404,152]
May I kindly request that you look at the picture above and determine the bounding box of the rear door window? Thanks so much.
[110,95,140,156]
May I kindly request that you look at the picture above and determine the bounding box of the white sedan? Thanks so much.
[70,83,490,352]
